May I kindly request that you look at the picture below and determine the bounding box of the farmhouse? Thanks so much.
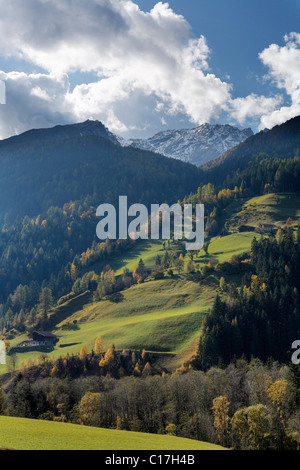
[27,331,58,347]
[13,331,59,352]
[256,222,275,233]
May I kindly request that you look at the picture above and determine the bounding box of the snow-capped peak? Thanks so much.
[118,123,253,166]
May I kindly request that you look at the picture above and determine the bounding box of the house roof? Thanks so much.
[29,331,58,338]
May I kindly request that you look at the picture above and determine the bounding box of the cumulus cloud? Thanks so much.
[227,33,300,130]
[0,0,232,137]
[229,93,283,126]
[0,0,298,138]
[257,33,300,129]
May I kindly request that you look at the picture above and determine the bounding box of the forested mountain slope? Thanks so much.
[0,121,201,222]
[202,115,300,189]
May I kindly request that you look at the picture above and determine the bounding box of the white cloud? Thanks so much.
[0,1,298,138]
[229,93,283,126]
[0,0,232,137]
[257,32,300,129]
[225,33,300,131]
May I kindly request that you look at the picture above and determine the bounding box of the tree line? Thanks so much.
[2,357,300,450]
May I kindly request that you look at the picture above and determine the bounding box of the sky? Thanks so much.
[0,0,299,139]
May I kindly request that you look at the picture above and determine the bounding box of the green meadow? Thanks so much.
[195,232,258,265]
[113,240,169,275]
[228,193,300,229]
[0,416,225,450]
[2,275,219,372]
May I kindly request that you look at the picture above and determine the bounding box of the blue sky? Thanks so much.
[0,0,299,139]
[136,0,300,94]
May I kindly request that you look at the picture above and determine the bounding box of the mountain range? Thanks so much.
[0,115,300,224]
[118,123,253,166]
[0,119,254,172]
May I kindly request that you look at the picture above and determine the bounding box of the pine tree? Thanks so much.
[142,362,152,376]
[38,288,54,321]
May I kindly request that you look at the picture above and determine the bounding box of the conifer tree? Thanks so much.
[95,336,104,355]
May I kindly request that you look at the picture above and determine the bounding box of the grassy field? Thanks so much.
[2,275,219,372]
[83,240,171,277]
[228,193,300,230]
[0,416,225,450]
[195,232,258,266]
[112,240,170,276]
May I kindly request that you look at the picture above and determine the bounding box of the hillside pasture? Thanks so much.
[0,416,225,450]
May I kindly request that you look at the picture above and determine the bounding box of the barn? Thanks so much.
[238,225,255,233]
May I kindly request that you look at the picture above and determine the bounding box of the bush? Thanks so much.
[165,424,177,436]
